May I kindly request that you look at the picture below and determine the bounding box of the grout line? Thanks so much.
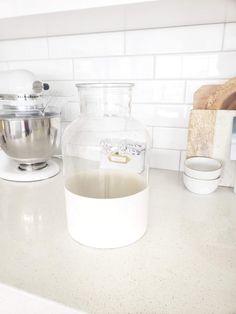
[0,30,126,42]
[183,79,187,103]
[146,125,189,129]
[72,58,75,80]
[152,126,188,130]
[150,127,154,148]
[149,147,183,155]
[1,49,236,64]
[178,150,182,171]
[38,96,208,108]
[146,127,153,148]
[123,31,126,55]
[152,55,156,79]
[132,102,191,106]
[29,77,233,83]
[46,36,50,58]
[0,21,233,43]
[51,49,236,59]
[74,77,229,81]
[180,54,184,78]
[152,146,187,151]
[221,22,226,51]
[132,101,187,105]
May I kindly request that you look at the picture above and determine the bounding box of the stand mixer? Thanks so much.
[0,70,61,182]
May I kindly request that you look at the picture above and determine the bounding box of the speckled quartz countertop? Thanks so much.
[0,163,235,314]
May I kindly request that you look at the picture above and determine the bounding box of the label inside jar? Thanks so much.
[100,139,145,174]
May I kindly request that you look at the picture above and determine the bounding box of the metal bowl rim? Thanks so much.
[0,112,60,121]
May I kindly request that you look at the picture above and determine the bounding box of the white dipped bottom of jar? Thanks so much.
[64,169,149,248]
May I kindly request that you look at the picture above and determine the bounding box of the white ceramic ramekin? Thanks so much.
[183,173,220,194]
[184,157,222,180]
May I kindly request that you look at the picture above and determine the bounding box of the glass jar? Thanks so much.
[62,83,149,248]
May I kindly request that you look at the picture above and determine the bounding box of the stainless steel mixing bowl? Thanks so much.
[0,111,60,170]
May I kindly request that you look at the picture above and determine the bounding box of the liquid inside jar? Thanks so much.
[65,169,147,199]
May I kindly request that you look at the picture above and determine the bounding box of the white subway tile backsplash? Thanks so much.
[8,59,73,80]
[47,81,77,97]
[155,55,182,78]
[223,23,236,50]
[150,148,180,171]
[48,32,124,58]
[46,96,72,119]
[133,80,185,103]
[0,62,8,71]
[208,52,236,78]
[182,54,209,78]
[153,127,188,150]
[132,104,191,127]
[74,56,154,80]
[155,52,236,80]
[126,24,224,55]
[0,38,48,61]
[182,52,236,79]
[0,22,235,172]
[185,79,225,103]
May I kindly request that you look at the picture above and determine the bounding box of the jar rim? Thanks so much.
[75,83,134,89]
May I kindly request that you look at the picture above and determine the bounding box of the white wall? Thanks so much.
[0,0,152,18]
[0,22,236,171]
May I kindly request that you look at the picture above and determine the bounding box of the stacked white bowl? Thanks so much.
[183,157,222,194]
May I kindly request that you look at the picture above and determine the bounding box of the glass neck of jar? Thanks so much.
[80,102,131,117]
[77,84,133,118]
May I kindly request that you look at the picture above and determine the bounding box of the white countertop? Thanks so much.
[0,163,235,314]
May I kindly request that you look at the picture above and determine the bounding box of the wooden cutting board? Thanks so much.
[187,109,236,187]
[193,77,236,110]
[193,85,220,110]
